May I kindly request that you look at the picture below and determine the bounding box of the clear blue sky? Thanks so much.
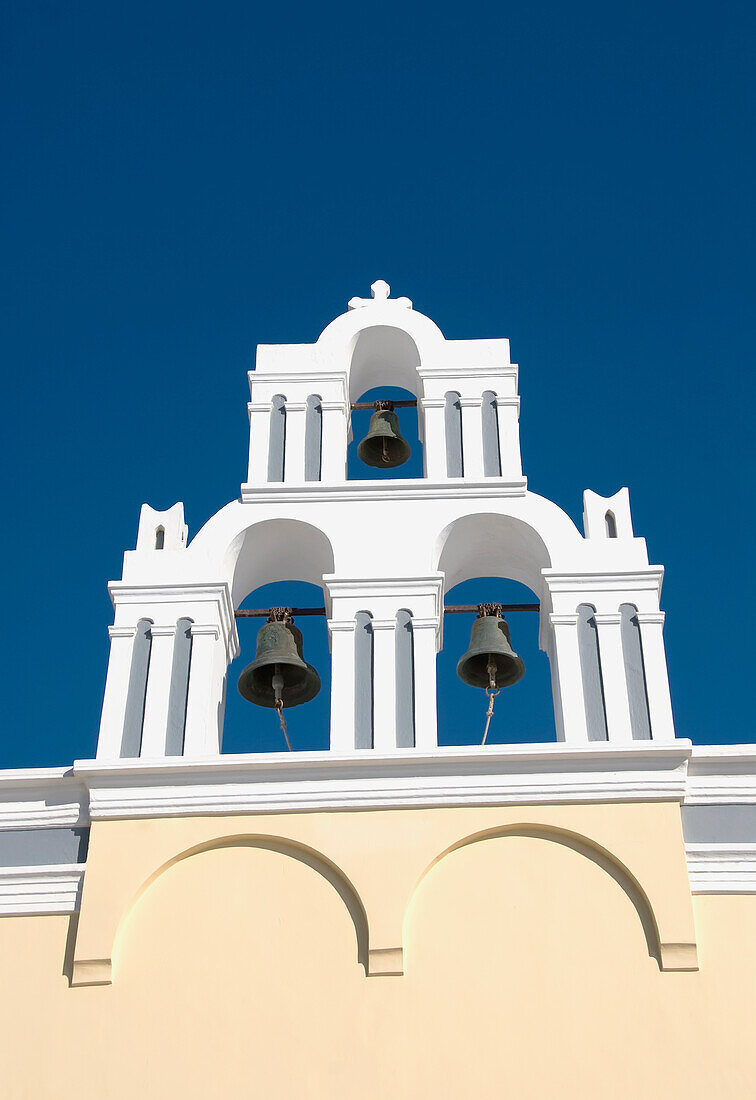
[1,0,754,766]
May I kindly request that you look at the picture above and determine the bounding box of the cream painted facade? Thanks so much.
[1,283,755,1097]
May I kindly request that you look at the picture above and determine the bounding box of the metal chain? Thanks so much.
[267,607,293,624]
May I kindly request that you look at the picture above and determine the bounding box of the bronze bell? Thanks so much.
[357,402,411,468]
[457,605,525,690]
[238,612,321,708]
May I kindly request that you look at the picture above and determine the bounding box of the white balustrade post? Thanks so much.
[593,613,634,743]
[183,624,222,757]
[96,625,137,761]
[460,397,485,479]
[635,612,677,741]
[549,615,590,744]
[496,397,522,479]
[284,402,307,483]
[372,619,397,751]
[320,403,348,482]
[328,620,357,751]
[140,625,176,758]
[412,618,439,751]
[419,399,447,479]
[247,402,272,484]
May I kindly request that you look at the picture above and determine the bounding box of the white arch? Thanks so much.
[434,498,583,598]
[223,518,335,607]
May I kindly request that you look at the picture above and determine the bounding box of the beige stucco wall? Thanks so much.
[1,803,755,1098]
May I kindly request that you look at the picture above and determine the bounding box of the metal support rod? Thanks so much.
[349,399,418,410]
[234,603,539,619]
[443,603,540,614]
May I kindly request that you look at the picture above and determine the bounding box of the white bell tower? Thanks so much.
[94,280,677,764]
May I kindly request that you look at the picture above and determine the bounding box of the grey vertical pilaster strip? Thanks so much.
[620,604,652,740]
[267,395,286,482]
[481,390,502,476]
[304,394,323,481]
[395,610,415,748]
[120,620,152,758]
[577,605,608,742]
[444,391,463,476]
[354,613,374,749]
[166,618,193,756]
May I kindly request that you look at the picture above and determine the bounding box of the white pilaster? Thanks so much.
[320,403,348,481]
[635,612,676,741]
[496,397,522,479]
[372,619,397,751]
[140,625,176,758]
[284,402,307,483]
[328,620,357,751]
[594,613,634,743]
[412,617,439,750]
[549,615,590,744]
[183,624,221,758]
[247,402,272,484]
[419,399,447,479]
[96,626,137,761]
[459,397,485,479]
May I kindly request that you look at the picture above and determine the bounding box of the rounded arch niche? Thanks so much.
[347,325,422,403]
[224,518,335,608]
[406,824,663,971]
[112,834,369,978]
[435,512,552,599]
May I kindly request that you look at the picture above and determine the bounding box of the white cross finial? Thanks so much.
[348,280,412,311]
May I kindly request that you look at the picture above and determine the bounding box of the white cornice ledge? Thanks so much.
[686,844,756,893]
[0,769,88,829]
[74,743,691,820]
[685,746,756,805]
[239,479,528,504]
[0,864,85,914]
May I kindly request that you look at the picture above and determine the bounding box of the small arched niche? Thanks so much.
[348,386,424,480]
[225,518,335,609]
[224,580,332,755]
[348,325,421,402]
[437,578,555,748]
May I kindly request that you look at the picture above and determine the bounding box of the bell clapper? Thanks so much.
[272,667,293,752]
[481,661,500,746]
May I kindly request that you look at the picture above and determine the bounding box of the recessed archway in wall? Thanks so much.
[437,577,555,747]
[224,580,332,754]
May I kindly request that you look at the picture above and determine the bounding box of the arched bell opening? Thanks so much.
[347,386,424,480]
[223,580,332,755]
[437,578,556,748]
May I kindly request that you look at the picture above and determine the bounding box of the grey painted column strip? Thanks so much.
[577,605,608,742]
[166,617,193,755]
[444,391,463,477]
[620,604,651,740]
[354,612,374,749]
[267,395,286,482]
[481,390,502,476]
[304,395,323,482]
[120,620,151,758]
[395,610,415,748]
